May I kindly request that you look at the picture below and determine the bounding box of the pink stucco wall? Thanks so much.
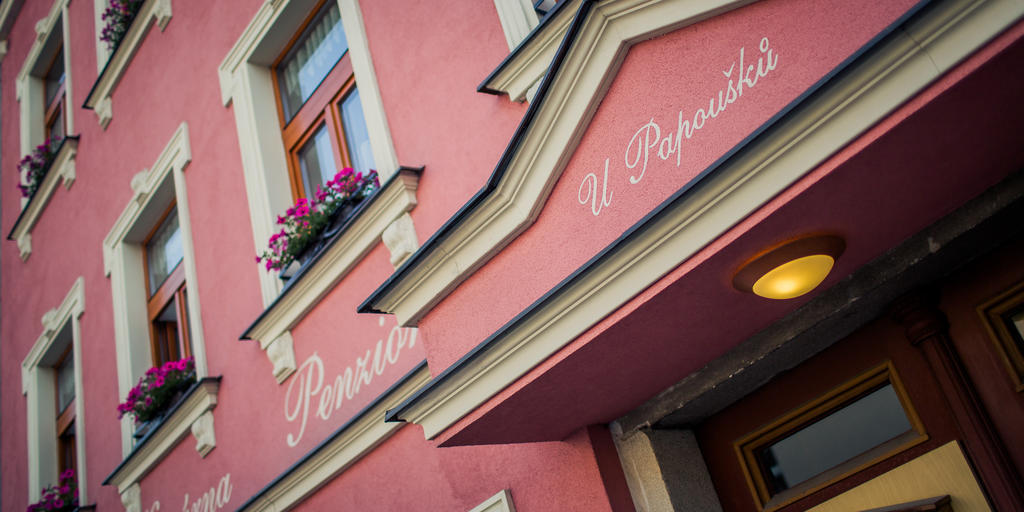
[0,0,611,511]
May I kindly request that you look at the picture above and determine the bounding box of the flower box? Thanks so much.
[118,357,196,431]
[27,468,78,512]
[258,168,380,280]
[100,0,145,53]
[17,137,62,201]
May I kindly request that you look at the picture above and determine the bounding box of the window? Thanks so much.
[734,363,926,510]
[144,205,192,367]
[21,277,88,504]
[979,280,1024,392]
[274,0,375,202]
[44,47,66,142]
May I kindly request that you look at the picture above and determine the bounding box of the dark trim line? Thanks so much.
[102,376,222,485]
[82,1,152,110]
[6,135,80,241]
[382,0,935,423]
[235,360,428,511]
[240,166,423,340]
[477,0,578,95]
[359,0,596,315]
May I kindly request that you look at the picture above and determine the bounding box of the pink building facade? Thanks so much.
[1,0,1023,511]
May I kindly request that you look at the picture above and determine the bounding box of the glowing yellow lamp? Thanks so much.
[733,236,845,300]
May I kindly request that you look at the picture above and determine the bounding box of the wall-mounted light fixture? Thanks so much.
[733,235,845,300]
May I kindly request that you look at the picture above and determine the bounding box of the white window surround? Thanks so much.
[469,490,517,512]
[218,0,418,383]
[0,0,25,61]
[83,0,172,128]
[101,122,211,456]
[7,137,78,261]
[493,0,540,51]
[21,276,90,504]
[104,378,221,500]
[13,0,77,251]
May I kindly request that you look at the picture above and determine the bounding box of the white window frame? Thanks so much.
[21,277,90,505]
[101,122,210,456]
[469,490,517,512]
[219,0,418,383]
[12,0,78,258]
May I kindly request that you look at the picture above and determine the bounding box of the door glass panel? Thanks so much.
[277,1,348,121]
[146,208,183,295]
[297,124,337,199]
[757,383,912,493]
[340,87,375,176]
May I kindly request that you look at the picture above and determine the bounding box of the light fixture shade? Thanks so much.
[733,235,845,300]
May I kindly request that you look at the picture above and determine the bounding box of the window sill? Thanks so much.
[103,376,220,495]
[83,0,172,128]
[7,136,79,262]
[241,167,421,383]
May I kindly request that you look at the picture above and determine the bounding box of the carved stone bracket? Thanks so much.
[191,410,216,457]
[382,212,419,268]
[266,333,297,383]
[890,290,1024,510]
[121,483,141,512]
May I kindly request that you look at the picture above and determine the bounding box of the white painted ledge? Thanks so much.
[242,168,421,383]
[104,377,220,495]
[7,137,79,262]
[469,490,517,512]
[83,0,172,128]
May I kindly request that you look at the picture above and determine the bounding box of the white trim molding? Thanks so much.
[0,0,24,60]
[241,169,420,383]
[21,277,91,504]
[237,364,430,511]
[493,0,541,51]
[469,490,517,512]
[83,0,173,128]
[104,378,221,496]
[375,0,1024,440]
[481,0,580,102]
[102,122,211,455]
[8,137,78,261]
[219,0,402,307]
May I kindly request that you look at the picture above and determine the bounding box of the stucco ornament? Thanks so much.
[95,96,113,129]
[267,334,297,383]
[17,233,32,262]
[121,483,142,512]
[130,169,151,205]
[382,213,419,267]
[191,410,217,457]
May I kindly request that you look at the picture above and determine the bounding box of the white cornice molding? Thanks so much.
[244,169,420,382]
[14,0,64,89]
[237,364,430,511]
[8,138,79,262]
[106,378,221,495]
[481,0,579,102]
[383,0,1024,439]
[83,0,173,128]
[494,0,541,51]
[0,0,24,45]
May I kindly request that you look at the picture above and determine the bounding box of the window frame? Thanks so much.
[733,361,928,511]
[53,345,77,476]
[21,277,89,504]
[142,203,192,367]
[978,280,1024,392]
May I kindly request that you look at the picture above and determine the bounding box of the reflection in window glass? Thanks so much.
[757,384,912,494]
[56,352,75,414]
[297,124,338,199]
[45,49,65,106]
[277,2,348,121]
[340,88,375,176]
[1006,306,1024,355]
[146,208,183,295]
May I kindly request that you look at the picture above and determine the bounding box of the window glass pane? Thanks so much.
[297,124,338,199]
[1006,306,1024,355]
[45,50,65,106]
[48,107,65,141]
[277,2,348,121]
[56,353,75,414]
[153,299,181,366]
[146,208,183,295]
[340,88,375,176]
[757,383,912,493]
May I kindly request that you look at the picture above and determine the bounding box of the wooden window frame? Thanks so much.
[733,361,928,511]
[43,44,66,142]
[978,280,1024,392]
[142,203,191,367]
[53,344,76,475]
[272,0,358,203]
